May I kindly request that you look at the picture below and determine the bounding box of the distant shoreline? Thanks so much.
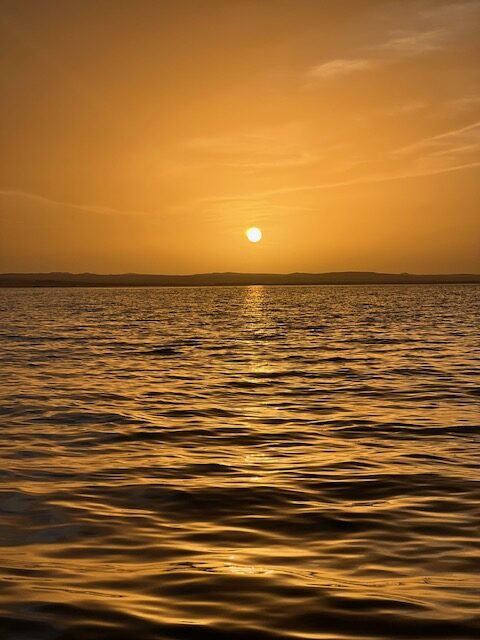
[1,272,479,287]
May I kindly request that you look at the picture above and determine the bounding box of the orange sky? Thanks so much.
[1,0,479,273]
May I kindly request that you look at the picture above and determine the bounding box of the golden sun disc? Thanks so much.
[245,227,262,243]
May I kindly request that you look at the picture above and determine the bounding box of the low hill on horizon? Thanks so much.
[1,271,480,287]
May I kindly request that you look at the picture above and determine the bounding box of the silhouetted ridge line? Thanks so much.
[1,272,479,286]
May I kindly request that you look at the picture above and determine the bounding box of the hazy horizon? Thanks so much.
[1,0,479,273]
[2,268,480,276]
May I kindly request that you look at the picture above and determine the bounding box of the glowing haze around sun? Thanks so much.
[246,227,262,243]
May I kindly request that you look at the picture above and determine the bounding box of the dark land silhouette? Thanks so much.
[1,271,479,287]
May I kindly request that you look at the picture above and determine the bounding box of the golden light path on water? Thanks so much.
[0,284,479,639]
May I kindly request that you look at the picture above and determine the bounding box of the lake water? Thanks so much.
[0,285,479,639]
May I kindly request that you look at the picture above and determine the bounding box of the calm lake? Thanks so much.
[0,285,479,639]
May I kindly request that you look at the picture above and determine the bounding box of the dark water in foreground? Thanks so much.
[0,285,479,640]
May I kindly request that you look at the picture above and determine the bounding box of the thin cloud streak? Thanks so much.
[396,121,480,155]
[183,125,315,169]
[306,58,375,79]
[205,161,480,204]
[306,0,478,86]
[0,190,153,217]
[375,29,446,55]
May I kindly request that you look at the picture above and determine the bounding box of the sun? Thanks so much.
[245,227,262,243]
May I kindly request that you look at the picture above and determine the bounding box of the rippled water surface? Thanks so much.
[0,285,479,639]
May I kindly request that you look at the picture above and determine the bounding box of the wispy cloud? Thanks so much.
[395,121,480,155]
[306,58,375,80]
[183,125,314,169]
[445,94,480,114]
[203,160,480,205]
[196,118,480,211]
[385,101,429,116]
[306,29,447,85]
[0,190,151,217]
[376,29,446,55]
[392,120,480,177]
[421,1,480,24]
[306,1,480,85]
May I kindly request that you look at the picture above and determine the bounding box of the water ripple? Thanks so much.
[0,285,479,639]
